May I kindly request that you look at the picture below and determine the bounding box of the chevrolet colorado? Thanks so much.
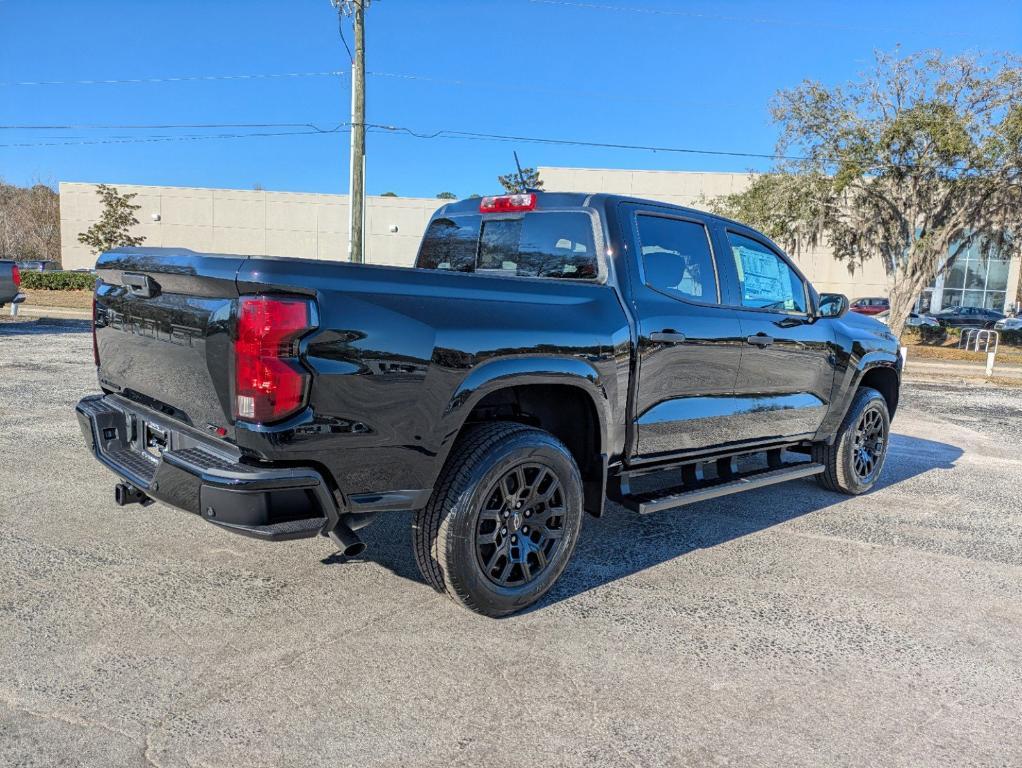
[77,192,901,616]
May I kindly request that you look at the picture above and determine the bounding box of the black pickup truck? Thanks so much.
[77,192,902,616]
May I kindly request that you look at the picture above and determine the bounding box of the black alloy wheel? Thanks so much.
[852,405,887,483]
[413,422,584,617]
[814,386,891,495]
[475,463,566,588]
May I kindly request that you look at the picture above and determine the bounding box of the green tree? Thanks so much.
[709,50,1022,338]
[436,191,457,200]
[498,167,543,194]
[380,191,398,197]
[77,184,146,255]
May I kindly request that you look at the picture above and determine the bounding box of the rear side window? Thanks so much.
[416,217,479,272]
[727,232,807,313]
[636,215,717,302]
[479,213,597,279]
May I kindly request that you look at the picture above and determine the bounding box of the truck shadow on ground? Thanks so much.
[347,432,962,614]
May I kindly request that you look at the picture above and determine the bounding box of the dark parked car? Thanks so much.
[0,260,25,309]
[850,297,889,315]
[933,305,1005,328]
[76,192,902,616]
[16,260,59,272]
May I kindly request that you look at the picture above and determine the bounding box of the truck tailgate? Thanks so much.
[94,249,246,434]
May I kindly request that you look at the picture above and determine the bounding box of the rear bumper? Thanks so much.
[76,394,341,541]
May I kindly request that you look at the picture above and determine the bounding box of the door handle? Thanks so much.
[649,330,687,344]
[746,334,775,347]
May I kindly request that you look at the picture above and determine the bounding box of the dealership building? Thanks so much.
[59,167,1021,312]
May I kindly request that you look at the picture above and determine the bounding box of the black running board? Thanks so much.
[620,462,825,515]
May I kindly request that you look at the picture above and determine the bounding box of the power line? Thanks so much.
[366,70,745,109]
[369,123,802,162]
[0,127,349,149]
[0,71,344,87]
[0,119,790,160]
[334,8,354,63]
[369,124,987,172]
[0,122,343,131]
[0,64,745,108]
[0,119,794,161]
[526,0,972,37]
[1,118,975,172]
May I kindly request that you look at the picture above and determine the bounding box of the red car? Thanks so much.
[850,297,889,315]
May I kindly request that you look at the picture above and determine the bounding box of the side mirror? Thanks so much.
[818,293,849,318]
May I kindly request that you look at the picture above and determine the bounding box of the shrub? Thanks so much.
[20,271,97,291]
[901,325,947,346]
[1000,329,1022,347]
[942,325,1022,348]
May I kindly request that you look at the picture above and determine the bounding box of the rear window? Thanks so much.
[416,217,478,272]
[416,212,598,280]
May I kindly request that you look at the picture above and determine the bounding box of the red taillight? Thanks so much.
[92,294,100,367]
[11,264,20,288]
[479,193,536,213]
[234,295,315,423]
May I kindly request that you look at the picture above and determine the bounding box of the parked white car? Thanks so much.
[994,317,1022,331]
[876,310,940,328]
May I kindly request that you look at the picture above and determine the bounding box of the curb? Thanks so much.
[10,305,92,321]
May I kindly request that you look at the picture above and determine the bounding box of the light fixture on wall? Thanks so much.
[151,212,161,222]
[389,224,399,233]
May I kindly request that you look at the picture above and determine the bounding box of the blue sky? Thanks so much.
[1,0,1019,198]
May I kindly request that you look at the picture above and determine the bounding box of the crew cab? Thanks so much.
[0,260,26,309]
[77,192,902,616]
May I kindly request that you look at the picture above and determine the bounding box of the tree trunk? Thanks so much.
[886,272,925,340]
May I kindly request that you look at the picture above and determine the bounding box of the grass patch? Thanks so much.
[21,289,93,310]
[905,344,1022,365]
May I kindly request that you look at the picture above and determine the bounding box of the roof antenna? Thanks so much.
[513,150,539,194]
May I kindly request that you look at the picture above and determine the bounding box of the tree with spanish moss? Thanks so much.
[709,49,1022,338]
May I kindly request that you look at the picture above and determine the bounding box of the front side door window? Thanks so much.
[728,232,807,314]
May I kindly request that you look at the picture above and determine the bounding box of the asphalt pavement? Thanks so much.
[2,318,1021,768]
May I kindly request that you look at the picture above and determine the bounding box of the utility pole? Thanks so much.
[332,0,368,263]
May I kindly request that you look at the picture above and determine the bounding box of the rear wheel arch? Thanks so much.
[443,374,609,517]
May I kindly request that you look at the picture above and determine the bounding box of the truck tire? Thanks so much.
[813,386,891,495]
[412,421,585,617]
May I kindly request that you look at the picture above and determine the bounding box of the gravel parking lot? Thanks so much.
[2,318,1021,768]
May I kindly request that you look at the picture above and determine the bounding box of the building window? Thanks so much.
[932,240,1010,311]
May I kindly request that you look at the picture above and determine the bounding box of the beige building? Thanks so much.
[59,182,441,271]
[60,171,1020,312]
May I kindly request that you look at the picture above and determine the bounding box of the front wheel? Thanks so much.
[412,422,584,617]
[813,386,891,495]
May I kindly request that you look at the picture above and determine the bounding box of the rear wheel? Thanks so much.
[412,422,584,617]
[814,386,891,495]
